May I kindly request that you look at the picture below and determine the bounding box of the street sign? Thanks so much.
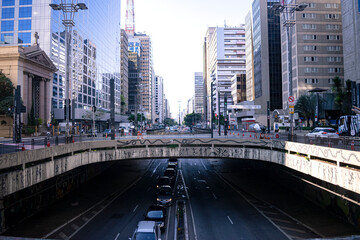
[288,96,295,103]
[289,106,294,114]
[351,130,356,136]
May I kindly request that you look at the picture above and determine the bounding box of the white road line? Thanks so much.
[165,204,172,240]
[198,170,201,174]
[227,216,234,225]
[194,162,197,166]
[212,193,217,199]
[133,204,139,213]
[200,160,208,170]
[146,186,151,192]
[180,170,198,240]
[151,162,162,177]
[114,233,120,240]
[281,226,307,233]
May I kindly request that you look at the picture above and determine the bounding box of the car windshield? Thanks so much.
[164,170,174,176]
[311,129,321,133]
[323,129,336,133]
[133,232,156,240]
[158,189,171,195]
[158,178,170,185]
[146,210,164,219]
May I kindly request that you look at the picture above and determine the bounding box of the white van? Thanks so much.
[129,221,161,240]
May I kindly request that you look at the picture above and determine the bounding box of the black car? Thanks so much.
[164,168,176,182]
[144,205,167,232]
[167,162,177,170]
[157,185,173,206]
[156,176,171,190]
[168,158,178,165]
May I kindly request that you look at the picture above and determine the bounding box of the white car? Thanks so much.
[306,127,339,139]
[130,221,162,240]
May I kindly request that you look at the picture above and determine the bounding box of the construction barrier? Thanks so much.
[351,140,355,150]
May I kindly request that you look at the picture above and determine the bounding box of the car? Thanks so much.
[163,168,176,182]
[87,129,98,137]
[306,127,339,139]
[156,185,172,206]
[167,162,177,171]
[156,176,171,190]
[144,205,167,232]
[102,129,111,137]
[130,221,162,240]
[168,158,178,165]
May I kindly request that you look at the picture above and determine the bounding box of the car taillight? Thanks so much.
[322,132,327,134]
[336,132,339,135]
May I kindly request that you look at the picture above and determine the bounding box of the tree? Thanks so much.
[164,118,177,126]
[128,113,145,123]
[0,72,14,116]
[120,94,126,113]
[332,76,352,115]
[295,94,316,127]
[183,113,202,127]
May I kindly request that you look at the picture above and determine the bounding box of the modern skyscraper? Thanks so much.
[153,75,164,123]
[194,72,205,116]
[281,0,344,108]
[341,0,360,106]
[204,25,246,119]
[231,74,247,104]
[246,0,282,124]
[245,10,255,101]
[120,29,129,115]
[0,0,121,130]
[128,51,142,114]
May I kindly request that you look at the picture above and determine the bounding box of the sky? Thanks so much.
[120,0,252,118]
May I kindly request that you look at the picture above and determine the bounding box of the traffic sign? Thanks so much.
[289,106,294,114]
[288,96,295,102]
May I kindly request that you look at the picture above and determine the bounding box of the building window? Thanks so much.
[18,19,31,30]
[303,34,316,40]
[53,86,57,97]
[305,78,319,84]
[325,3,339,8]
[303,13,316,19]
[327,35,340,40]
[19,0,32,5]
[2,0,14,6]
[327,46,341,51]
[0,32,13,43]
[307,3,316,8]
[326,24,340,30]
[304,45,317,51]
[1,20,13,31]
[325,14,339,19]
[19,7,32,18]
[304,56,318,62]
[327,57,342,62]
[329,68,341,73]
[1,8,14,19]
[303,24,316,30]
[18,32,31,43]
[304,67,318,73]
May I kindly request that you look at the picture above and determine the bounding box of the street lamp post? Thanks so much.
[50,1,88,143]
[273,2,307,138]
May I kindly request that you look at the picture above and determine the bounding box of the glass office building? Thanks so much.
[0,0,121,128]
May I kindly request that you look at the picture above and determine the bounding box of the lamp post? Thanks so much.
[50,1,88,142]
[210,74,216,138]
[273,2,307,138]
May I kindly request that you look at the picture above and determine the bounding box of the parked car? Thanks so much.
[156,185,172,206]
[87,129,97,137]
[144,205,167,232]
[102,129,111,137]
[130,221,162,240]
[306,127,339,139]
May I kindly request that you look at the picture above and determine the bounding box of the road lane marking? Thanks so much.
[198,170,201,174]
[146,186,151,192]
[71,224,79,230]
[133,204,139,212]
[151,162,162,177]
[281,226,307,233]
[212,193,217,199]
[194,162,197,166]
[114,233,120,240]
[180,170,198,240]
[200,160,208,170]
[227,216,234,225]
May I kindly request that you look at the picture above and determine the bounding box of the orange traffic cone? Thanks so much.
[47,139,50,147]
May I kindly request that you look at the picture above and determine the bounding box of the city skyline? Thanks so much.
[120,0,252,117]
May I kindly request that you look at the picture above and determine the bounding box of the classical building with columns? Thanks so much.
[0,44,56,126]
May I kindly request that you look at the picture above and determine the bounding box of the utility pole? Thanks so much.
[218,91,221,136]
[178,100,181,126]
[267,101,270,134]
[210,81,214,138]
[224,93,228,136]
[110,78,115,140]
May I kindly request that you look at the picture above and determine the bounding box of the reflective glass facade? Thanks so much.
[0,0,121,123]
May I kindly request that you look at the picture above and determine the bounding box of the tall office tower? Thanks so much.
[245,10,255,101]
[341,0,360,106]
[125,0,135,36]
[247,0,282,124]
[187,96,195,115]
[281,0,343,108]
[128,51,142,113]
[153,75,164,123]
[120,29,129,114]
[203,29,214,125]
[231,74,247,104]
[0,1,121,128]
[194,72,205,116]
[204,25,246,118]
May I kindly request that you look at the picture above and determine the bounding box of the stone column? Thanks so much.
[43,78,50,124]
[39,79,45,123]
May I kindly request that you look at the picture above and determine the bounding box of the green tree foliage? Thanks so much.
[164,118,177,126]
[332,76,352,115]
[0,72,14,115]
[128,113,146,123]
[183,113,202,127]
[27,105,37,126]
[295,94,317,127]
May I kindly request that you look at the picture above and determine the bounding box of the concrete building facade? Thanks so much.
[120,29,129,115]
[194,72,205,116]
[281,0,344,109]
[153,75,164,124]
[245,10,255,101]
